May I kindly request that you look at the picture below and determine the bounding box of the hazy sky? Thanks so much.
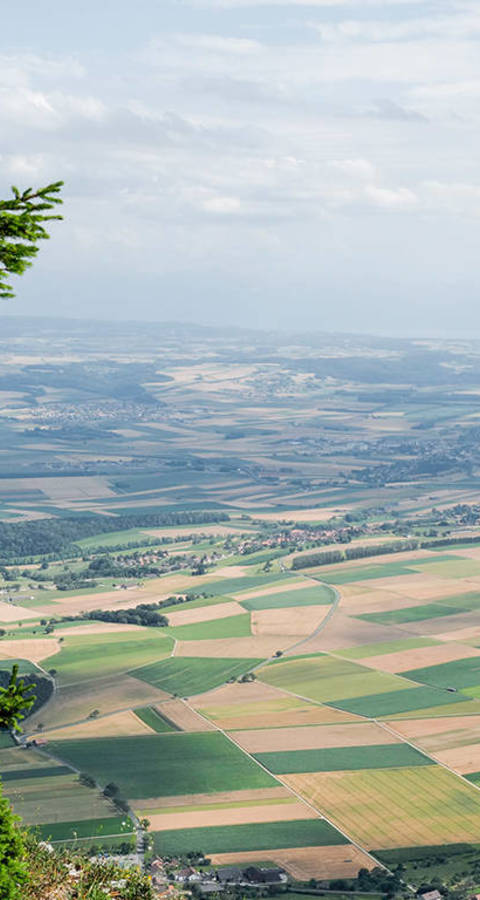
[2,0,480,335]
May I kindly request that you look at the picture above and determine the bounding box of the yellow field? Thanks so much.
[44,709,154,740]
[284,766,480,849]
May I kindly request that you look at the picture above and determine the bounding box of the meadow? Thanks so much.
[131,657,262,696]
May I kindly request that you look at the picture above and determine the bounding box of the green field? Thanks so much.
[152,817,348,855]
[49,733,276,798]
[200,573,294,597]
[326,686,470,717]
[166,614,251,641]
[254,744,432,774]
[34,816,133,842]
[357,603,470,626]
[131,656,262,696]
[240,584,335,611]
[320,563,416,584]
[258,655,409,703]
[337,638,439,660]
[402,657,480,690]
[44,630,174,685]
[133,706,178,733]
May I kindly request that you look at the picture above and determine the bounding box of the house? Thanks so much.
[217,867,243,884]
[419,891,442,900]
[244,866,287,885]
[175,867,202,883]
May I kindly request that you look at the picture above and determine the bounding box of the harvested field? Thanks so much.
[391,715,480,749]
[0,638,58,663]
[359,576,472,601]
[284,765,480,849]
[146,800,315,831]
[296,612,408,652]
[26,673,170,732]
[156,699,216,732]
[136,787,291,811]
[175,636,285,658]
[43,710,154,740]
[433,743,480,774]
[166,601,245,627]
[251,607,327,637]
[56,623,145,636]
[0,602,36,623]
[390,610,480,637]
[435,626,480,643]
[362,643,480,674]
[209,845,375,880]
[232,722,401,754]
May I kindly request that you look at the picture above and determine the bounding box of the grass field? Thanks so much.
[200,574,294,597]
[44,630,174,685]
[327,686,470,717]
[240,585,335,611]
[254,744,431,774]
[285,765,480,848]
[320,563,417,584]
[402,657,480,690]
[131,657,261,696]
[49,733,276,798]
[166,614,251,641]
[133,706,178,732]
[151,817,347,855]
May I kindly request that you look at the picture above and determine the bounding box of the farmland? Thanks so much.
[7,321,480,881]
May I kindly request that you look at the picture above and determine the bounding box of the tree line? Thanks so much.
[0,510,229,561]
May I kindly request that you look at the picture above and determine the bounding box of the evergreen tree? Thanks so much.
[0,182,63,299]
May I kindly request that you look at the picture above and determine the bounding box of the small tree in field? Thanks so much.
[0,181,63,299]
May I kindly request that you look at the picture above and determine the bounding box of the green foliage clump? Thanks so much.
[0,182,63,300]
[0,781,27,899]
[0,664,36,732]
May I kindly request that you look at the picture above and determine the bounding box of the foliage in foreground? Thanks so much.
[0,182,63,300]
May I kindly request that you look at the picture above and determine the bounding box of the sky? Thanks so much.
[2,0,480,336]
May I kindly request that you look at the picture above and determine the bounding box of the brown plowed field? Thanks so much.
[156,699,216,732]
[0,602,36,622]
[209,845,375,880]
[167,600,244,627]
[435,743,480,774]
[57,623,145,636]
[146,801,315,831]
[44,709,154,740]
[26,673,170,732]
[251,606,326,637]
[297,612,407,651]
[136,787,291,811]
[175,635,283,658]
[361,642,480,674]
[232,722,401,753]
[0,638,59,663]
[405,611,480,636]
[391,715,480,744]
